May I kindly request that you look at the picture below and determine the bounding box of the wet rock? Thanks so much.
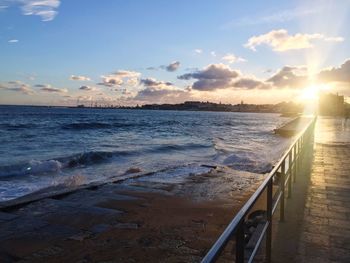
[90,224,111,234]
[126,168,141,174]
[113,223,139,230]
[68,231,92,241]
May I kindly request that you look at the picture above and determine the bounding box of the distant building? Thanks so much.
[318,92,345,116]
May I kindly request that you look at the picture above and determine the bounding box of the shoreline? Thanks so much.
[0,165,262,209]
[0,166,264,262]
[0,104,294,115]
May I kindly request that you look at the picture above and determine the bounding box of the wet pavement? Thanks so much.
[272,117,350,263]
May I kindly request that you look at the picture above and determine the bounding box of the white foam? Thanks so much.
[26,159,63,174]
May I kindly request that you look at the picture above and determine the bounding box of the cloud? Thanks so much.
[233,78,271,90]
[37,84,67,93]
[210,51,216,57]
[146,66,158,71]
[318,59,350,83]
[112,70,141,78]
[20,0,61,21]
[79,85,98,91]
[70,75,91,81]
[98,70,140,87]
[165,61,180,72]
[129,76,192,103]
[178,65,237,91]
[140,78,172,87]
[7,86,33,94]
[148,61,181,72]
[222,53,246,64]
[266,66,308,88]
[98,76,123,87]
[179,64,239,80]
[178,64,240,91]
[265,59,350,89]
[8,39,19,43]
[178,63,291,91]
[126,78,139,86]
[245,29,343,52]
[194,49,202,54]
[0,81,34,94]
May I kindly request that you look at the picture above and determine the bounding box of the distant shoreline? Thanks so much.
[0,101,302,115]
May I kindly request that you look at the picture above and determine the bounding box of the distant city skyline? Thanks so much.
[0,0,349,106]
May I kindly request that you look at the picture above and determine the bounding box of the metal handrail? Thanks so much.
[202,116,317,263]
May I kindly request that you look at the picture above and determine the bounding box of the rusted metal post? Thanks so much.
[287,152,292,198]
[280,160,285,221]
[266,179,273,263]
[236,220,245,263]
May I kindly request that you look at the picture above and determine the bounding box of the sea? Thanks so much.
[0,105,293,202]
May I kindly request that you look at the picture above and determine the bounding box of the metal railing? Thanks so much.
[202,116,317,263]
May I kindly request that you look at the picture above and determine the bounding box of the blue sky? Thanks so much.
[0,0,349,106]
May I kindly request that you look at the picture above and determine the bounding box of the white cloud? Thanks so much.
[70,75,91,81]
[210,51,216,57]
[98,76,123,87]
[8,39,19,43]
[324,37,344,42]
[318,59,350,83]
[36,84,67,93]
[111,70,141,78]
[135,79,191,104]
[221,53,246,64]
[178,64,240,91]
[20,0,61,21]
[194,49,202,54]
[140,78,172,88]
[0,80,34,95]
[165,61,180,72]
[79,85,98,91]
[245,29,344,52]
[98,70,141,87]
[266,66,308,88]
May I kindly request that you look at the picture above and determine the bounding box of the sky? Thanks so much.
[0,0,349,106]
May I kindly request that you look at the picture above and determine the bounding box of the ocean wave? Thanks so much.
[0,159,64,178]
[0,142,213,178]
[220,152,273,174]
[61,122,112,130]
[146,143,212,153]
[0,150,130,178]
[61,121,148,130]
[0,123,34,130]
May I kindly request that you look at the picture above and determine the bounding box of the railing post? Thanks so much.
[236,220,245,263]
[293,145,297,182]
[297,139,301,169]
[266,179,273,263]
[280,160,285,222]
[287,152,292,199]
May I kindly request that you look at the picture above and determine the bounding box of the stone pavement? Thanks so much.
[272,119,350,263]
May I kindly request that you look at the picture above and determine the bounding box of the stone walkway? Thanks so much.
[272,122,350,262]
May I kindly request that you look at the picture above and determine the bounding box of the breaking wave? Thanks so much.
[0,151,128,178]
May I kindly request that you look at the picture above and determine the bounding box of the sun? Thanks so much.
[299,84,331,101]
[300,85,319,101]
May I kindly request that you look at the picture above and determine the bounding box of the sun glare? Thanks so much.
[299,84,332,115]
[299,84,331,101]
[300,85,319,101]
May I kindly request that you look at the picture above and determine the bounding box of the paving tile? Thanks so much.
[273,136,350,263]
